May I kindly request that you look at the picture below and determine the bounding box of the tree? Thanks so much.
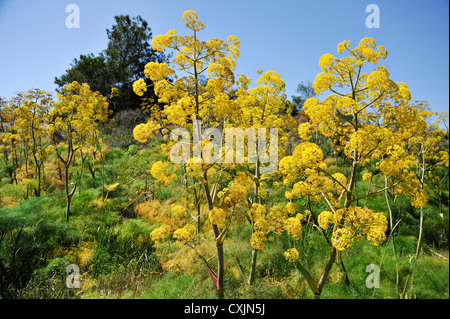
[0,97,7,132]
[55,15,166,114]
[54,54,113,102]
[105,15,167,112]
[105,15,163,82]
[275,37,430,298]
[0,97,19,184]
[291,81,316,116]
[48,81,110,222]
[12,88,53,196]
[231,70,297,284]
[132,10,243,298]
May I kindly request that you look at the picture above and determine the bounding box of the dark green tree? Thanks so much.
[54,53,112,99]
[291,81,316,116]
[55,14,166,114]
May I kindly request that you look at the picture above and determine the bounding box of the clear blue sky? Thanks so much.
[0,0,448,114]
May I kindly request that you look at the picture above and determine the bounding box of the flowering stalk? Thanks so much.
[133,10,247,298]
[248,158,261,285]
[49,81,109,221]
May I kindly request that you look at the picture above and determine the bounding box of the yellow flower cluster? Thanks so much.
[141,123,159,144]
[332,173,347,191]
[110,87,119,98]
[181,10,205,32]
[248,203,269,250]
[218,181,248,207]
[283,213,303,239]
[302,97,339,139]
[312,72,337,96]
[362,172,372,181]
[50,82,109,138]
[132,9,247,156]
[330,206,388,251]
[318,211,334,230]
[284,248,300,262]
[150,224,171,244]
[290,170,335,202]
[346,124,394,160]
[349,37,387,64]
[250,230,267,250]
[292,142,324,170]
[366,66,391,92]
[332,228,354,251]
[132,79,147,97]
[249,202,300,250]
[232,171,255,192]
[248,201,304,252]
[171,204,187,218]
[173,224,196,246]
[298,122,314,140]
[278,156,301,186]
[266,206,286,236]
[319,53,337,72]
[249,203,266,222]
[284,202,297,215]
[378,145,415,176]
[337,40,351,54]
[144,62,174,82]
[209,207,226,227]
[151,161,177,185]
[410,189,428,208]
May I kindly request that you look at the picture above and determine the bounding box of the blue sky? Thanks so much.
[0,0,448,114]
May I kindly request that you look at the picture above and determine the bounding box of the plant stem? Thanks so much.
[202,172,225,298]
[316,246,337,298]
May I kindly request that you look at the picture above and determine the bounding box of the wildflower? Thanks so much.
[318,211,334,230]
[132,79,147,96]
[332,227,354,251]
[209,207,226,227]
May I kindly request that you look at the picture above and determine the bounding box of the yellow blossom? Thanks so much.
[318,211,334,230]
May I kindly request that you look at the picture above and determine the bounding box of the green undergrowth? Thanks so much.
[1,138,448,299]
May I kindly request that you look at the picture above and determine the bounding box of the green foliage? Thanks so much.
[142,274,202,299]
[0,197,82,297]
